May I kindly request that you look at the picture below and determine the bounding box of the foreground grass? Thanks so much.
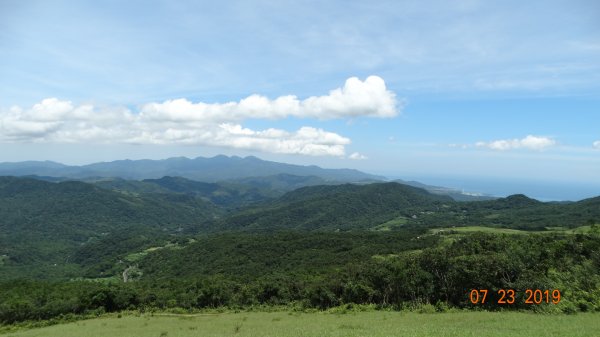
[2,311,599,337]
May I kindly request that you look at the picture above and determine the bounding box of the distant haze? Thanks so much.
[1,154,598,201]
[394,175,600,202]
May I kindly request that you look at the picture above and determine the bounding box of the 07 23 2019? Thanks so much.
[468,289,561,305]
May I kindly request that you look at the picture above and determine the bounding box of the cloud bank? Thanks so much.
[0,76,396,157]
[594,140,600,149]
[476,135,556,151]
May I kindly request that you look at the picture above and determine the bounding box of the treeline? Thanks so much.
[1,232,598,324]
[138,230,439,280]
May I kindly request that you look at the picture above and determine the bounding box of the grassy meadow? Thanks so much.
[429,225,597,235]
[1,311,599,337]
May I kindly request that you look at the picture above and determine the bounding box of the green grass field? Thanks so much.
[372,216,409,231]
[429,225,597,236]
[2,312,599,337]
[430,226,529,235]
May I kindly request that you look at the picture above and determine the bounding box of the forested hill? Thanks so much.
[211,182,454,231]
[93,176,276,209]
[0,176,217,233]
[0,176,218,277]
[211,182,600,232]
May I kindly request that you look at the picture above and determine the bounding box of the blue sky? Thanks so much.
[1,0,599,199]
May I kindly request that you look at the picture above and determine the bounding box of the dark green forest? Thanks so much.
[1,175,599,325]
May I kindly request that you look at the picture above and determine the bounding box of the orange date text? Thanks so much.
[469,289,561,305]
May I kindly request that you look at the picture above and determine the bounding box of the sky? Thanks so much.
[1,0,599,200]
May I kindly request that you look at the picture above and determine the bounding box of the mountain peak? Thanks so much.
[502,194,540,206]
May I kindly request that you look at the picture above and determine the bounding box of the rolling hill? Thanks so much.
[0,176,218,279]
[1,174,599,281]
[211,182,454,231]
[93,176,275,209]
[209,182,600,232]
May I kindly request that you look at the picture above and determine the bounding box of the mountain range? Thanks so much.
[0,155,383,182]
[0,155,496,201]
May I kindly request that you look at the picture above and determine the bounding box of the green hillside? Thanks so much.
[138,230,436,280]
[2,176,599,282]
[0,177,218,279]
[95,176,275,209]
[229,174,330,192]
[211,182,600,232]
[414,195,600,230]
[214,182,453,231]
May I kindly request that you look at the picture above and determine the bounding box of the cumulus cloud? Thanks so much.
[0,77,396,156]
[348,152,367,160]
[140,75,397,122]
[475,135,556,151]
[594,140,600,149]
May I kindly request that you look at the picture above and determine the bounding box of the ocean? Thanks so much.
[393,175,600,202]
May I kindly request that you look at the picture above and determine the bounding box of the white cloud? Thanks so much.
[476,135,556,151]
[0,77,398,156]
[449,143,469,149]
[348,152,367,160]
[140,75,398,122]
[594,140,600,149]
